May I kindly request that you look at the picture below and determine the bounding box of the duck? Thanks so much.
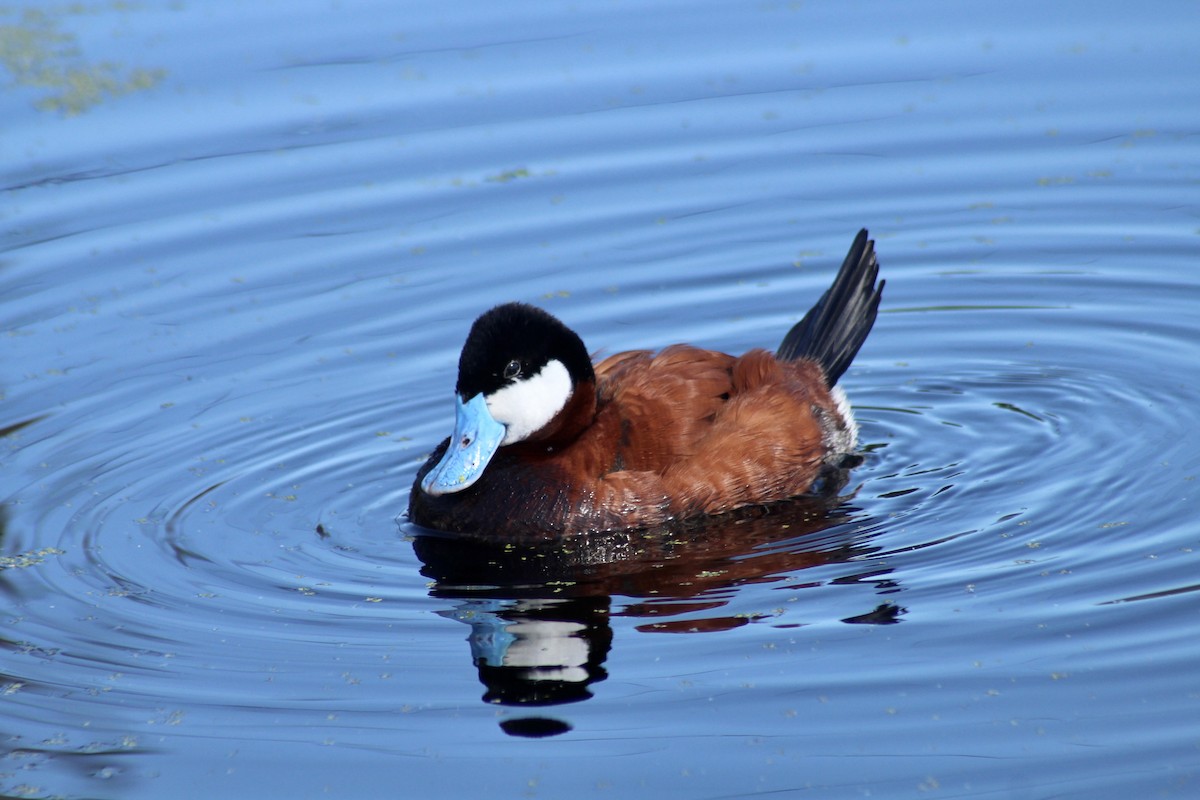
[409,229,883,538]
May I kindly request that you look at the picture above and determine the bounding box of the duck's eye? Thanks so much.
[502,359,522,380]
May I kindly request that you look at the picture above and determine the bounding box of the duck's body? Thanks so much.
[410,229,883,537]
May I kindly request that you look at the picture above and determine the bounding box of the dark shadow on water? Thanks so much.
[410,488,904,737]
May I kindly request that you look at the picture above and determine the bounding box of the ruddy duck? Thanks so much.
[410,229,883,537]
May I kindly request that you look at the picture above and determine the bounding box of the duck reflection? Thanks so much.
[436,594,612,710]
[411,489,903,737]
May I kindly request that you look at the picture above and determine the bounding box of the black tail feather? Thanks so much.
[775,229,883,385]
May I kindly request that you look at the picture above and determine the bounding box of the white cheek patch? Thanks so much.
[485,359,573,445]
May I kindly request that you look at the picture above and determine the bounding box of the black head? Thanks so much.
[455,302,595,400]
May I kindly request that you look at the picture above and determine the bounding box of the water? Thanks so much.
[2,1,1198,797]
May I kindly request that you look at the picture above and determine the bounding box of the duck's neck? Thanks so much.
[521,380,597,450]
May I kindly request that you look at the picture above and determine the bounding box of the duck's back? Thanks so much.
[594,345,736,472]
[590,346,845,521]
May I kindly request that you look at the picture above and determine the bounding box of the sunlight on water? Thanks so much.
[2,1,1198,798]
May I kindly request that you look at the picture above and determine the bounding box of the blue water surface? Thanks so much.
[2,1,1198,798]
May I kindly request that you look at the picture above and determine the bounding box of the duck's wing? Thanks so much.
[594,345,736,473]
[590,346,845,521]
